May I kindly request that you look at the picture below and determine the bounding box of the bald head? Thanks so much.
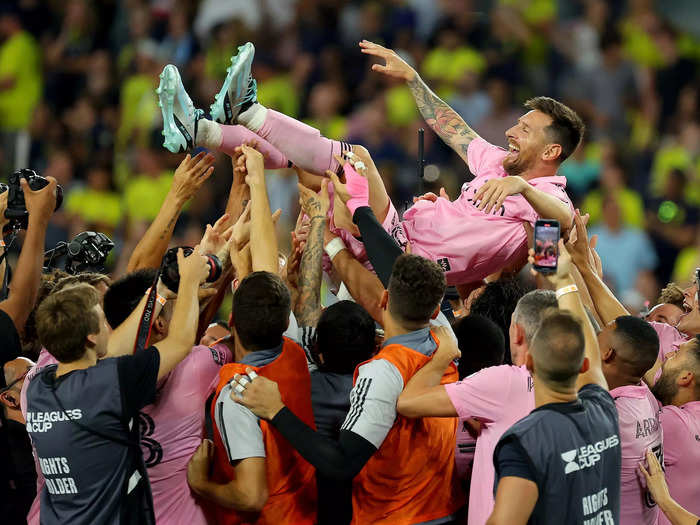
[3,357,33,387]
[530,311,585,389]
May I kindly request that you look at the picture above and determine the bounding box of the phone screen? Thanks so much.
[534,221,560,270]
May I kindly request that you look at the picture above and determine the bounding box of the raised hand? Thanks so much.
[359,40,417,82]
[23,176,58,226]
[528,239,572,287]
[199,213,232,261]
[298,179,330,220]
[177,246,210,285]
[241,144,265,187]
[432,325,461,366]
[413,187,450,204]
[171,152,215,203]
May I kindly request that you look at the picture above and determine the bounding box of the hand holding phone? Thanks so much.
[533,219,560,274]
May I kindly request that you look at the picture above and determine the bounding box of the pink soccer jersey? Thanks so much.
[455,420,477,481]
[650,322,688,384]
[610,383,663,525]
[142,343,232,525]
[400,138,574,285]
[659,401,700,525]
[444,364,535,525]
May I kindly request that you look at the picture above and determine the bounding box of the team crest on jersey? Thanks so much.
[437,258,451,272]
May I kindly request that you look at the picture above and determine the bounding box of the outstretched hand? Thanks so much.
[171,152,215,203]
[473,176,528,214]
[359,40,417,82]
[529,239,572,287]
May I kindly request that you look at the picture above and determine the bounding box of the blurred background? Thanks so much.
[0,0,699,311]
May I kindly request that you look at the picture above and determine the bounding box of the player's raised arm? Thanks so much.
[360,40,479,163]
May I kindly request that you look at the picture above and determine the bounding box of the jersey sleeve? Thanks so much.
[444,366,508,423]
[214,384,265,462]
[340,359,404,449]
[494,435,537,483]
[116,346,160,417]
[467,138,507,178]
[190,345,231,398]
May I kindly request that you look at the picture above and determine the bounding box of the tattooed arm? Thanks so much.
[127,153,215,272]
[360,40,479,163]
[295,180,330,327]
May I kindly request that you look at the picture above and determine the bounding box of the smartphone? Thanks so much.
[533,219,561,274]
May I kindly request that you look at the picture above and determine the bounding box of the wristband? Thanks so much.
[146,288,167,306]
[324,237,346,261]
[555,284,578,299]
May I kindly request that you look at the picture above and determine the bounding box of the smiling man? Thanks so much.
[158,42,579,286]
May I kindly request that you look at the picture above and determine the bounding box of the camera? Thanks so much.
[160,246,222,292]
[2,169,63,231]
[44,231,115,274]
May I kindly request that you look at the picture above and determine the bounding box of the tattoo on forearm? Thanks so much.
[296,216,325,326]
[408,75,478,157]
[158,214,179,240]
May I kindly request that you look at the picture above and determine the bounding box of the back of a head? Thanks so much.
[512,289,558,344]
[530,311,585,390]
[387,254,446,328]
[454,314,506,379]
[316,301,376,374]
[470,279,527,360]
[103,269,157,329]
[612,316,659,378]
[524,96,585,162]
[233,271,291,351]
[53,272,111,295]
[36,284,101,363]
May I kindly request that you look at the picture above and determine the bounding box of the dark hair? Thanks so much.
[531,311,585,388]
[315,301,376,374]
[524,96,585,162]
[233,271,291,351]
[22,269,71,359]
[613,316,659,377]
[470,279,529,363]
[387,254,446,328]
[454,315,506,379]
[36,284,101,363]
[103,269,157,329]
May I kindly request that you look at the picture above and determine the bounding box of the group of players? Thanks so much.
[14,39,700,525]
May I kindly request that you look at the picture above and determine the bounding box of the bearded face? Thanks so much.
[502,110,552,176]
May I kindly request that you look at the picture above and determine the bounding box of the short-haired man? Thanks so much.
[598,316,662,524]
[396,289,557,525]
[646,283,685,326]
[651,336,700,525]
[25,250,209,524]
[101,269,233,525]
[158,42,578,286]
[187,271,317,524]
[230,254,465,524]
[487,244,620,524]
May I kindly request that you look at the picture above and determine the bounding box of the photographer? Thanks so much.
[24,247,210,525]
[0,176,57,381]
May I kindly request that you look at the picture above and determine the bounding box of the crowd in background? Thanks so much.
[0,0,698,312]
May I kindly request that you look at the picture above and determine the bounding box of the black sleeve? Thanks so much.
[271,406,376,480]
[0,309,21,388]
[494,436,537,483]
[352,206,403,288]
[116,346,160,417]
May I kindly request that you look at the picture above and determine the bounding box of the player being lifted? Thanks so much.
[156,41,578,285]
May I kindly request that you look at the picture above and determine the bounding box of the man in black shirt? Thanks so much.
[487,241,621,525]
[25,248,210,525]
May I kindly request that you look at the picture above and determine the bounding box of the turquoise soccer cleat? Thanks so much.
[210,42,257,125]
[157,64,204,153]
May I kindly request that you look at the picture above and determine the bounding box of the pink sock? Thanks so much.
[256,110,350,175]
[219,124,289,169]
